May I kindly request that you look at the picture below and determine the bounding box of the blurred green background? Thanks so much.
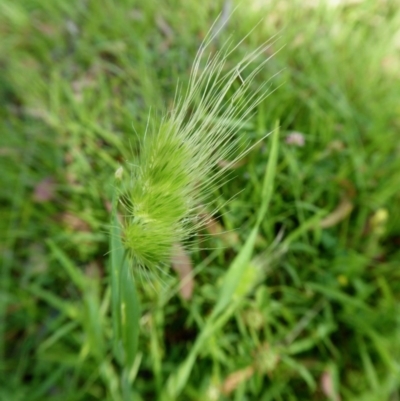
[1,0,400,400]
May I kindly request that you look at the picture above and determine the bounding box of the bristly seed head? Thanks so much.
[120,23,281,272]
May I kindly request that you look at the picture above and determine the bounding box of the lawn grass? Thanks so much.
[1,0,400,400]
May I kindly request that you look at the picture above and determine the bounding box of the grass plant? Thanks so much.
[1,1,400,400]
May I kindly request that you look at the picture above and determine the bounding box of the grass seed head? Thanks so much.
[121,26,280,272]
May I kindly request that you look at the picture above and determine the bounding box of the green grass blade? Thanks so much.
[213,121,280,317]
[110,183,124,353]
[47,239,86,291]
[120,256,140,367]
[110,176,141,368]
[166,123,280,398]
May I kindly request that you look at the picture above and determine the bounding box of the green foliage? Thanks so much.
[1,0,400,400]
[111,177,140,371]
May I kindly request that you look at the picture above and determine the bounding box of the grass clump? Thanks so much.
[1,0,400,400]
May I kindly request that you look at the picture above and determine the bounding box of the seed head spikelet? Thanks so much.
[120,21,281,273]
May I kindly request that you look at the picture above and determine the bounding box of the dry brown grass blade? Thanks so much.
[320,198,353,228]
[170,243,194,300]
[221,366,255,395]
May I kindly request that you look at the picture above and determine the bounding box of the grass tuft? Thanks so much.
[1,1,400,400]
